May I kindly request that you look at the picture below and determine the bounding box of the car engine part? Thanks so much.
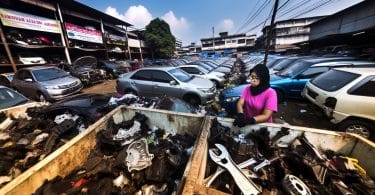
[282,174,311,195]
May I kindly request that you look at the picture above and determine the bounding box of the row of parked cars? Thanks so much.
[219,54,375,140]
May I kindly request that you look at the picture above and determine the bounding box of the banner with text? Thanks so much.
[0,8,61,33]
[65,22,103,44]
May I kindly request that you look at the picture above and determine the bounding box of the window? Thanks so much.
[238,39,245,44]
[348,77,375,97]
[168,68,192,82]
[299,67,329,78]
[311,69,360,92]
[33,68,68,81]
[180,67,201,75]
[152,70,174,83]
[131,70,153,81]
[231,40,236,43]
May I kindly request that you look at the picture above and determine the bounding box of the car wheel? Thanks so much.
[38,93,48,103]
[183,94,201,107]
[338,119,373,140]
[275,89,284,103]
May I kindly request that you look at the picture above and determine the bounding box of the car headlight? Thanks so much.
[45,85,59,90]
[198,88,211,93]
[224,96,239,102]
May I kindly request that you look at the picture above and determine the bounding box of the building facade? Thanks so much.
[200,32,256,55]
[261,16,324,52]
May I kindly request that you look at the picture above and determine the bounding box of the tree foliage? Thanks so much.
[144,18,176,59]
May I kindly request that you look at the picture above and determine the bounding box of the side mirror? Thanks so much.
[25,78,33,82]
[170,80,178,85]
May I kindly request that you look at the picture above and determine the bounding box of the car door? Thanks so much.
[151,70,182,98]
[289,67,329,97]
[129,70,154,96]
[14,70,37,98]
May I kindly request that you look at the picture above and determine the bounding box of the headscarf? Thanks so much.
[250,64,270,96]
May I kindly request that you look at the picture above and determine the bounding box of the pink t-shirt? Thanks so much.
[240,85,278,123]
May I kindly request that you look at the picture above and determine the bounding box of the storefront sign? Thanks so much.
[65,22,103,44]
[0,8,61,33]
[107,33,126,42]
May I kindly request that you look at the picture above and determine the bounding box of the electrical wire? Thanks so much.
[235,0,272,34]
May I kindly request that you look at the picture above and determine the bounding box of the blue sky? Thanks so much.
[77,0,363,46]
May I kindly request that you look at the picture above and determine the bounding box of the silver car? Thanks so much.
[116,67,216,105]
[11,66,83,102]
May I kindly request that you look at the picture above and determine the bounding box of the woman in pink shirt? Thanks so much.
[233,64,278,127]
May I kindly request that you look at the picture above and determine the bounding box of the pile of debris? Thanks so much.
[34,113,195,194]
[0,108,99,187]
[205,119,375,194]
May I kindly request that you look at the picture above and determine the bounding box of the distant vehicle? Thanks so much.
[219,59,371,114]
[0,73,14,88]
[116,67,216,106]
[11,66,82,102]
[17,52,46,64]
[0,85,31,110]
[97,61,130,79]
[58,56,104,85]
[302,67,375,140]
[178,65,226,87]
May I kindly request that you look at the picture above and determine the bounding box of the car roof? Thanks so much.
[178,65,199,68]
[311,60,375,67]
[302,57,354,63]
[18,66,58,71]
[334,67,375,75]
[136,66,176,71]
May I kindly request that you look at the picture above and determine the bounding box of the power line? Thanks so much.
[288,0,334,19]
[235,0,272,34]
[235,0,262,33]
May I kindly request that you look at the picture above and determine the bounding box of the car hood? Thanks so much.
[74,66,96,73]
[208,71,224,77]
[187,76,214,88]
[222,84,247,98]
[40,76,80,87]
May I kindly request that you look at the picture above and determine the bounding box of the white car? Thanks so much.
[178,65,226,87]
[18,52,46,64]
[302,67,375,139]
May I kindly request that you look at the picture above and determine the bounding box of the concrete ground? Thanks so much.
[82,80,335,131]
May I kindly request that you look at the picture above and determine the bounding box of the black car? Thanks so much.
[58,56,104,86]
[97,61,130,78]
[28,93,112,123]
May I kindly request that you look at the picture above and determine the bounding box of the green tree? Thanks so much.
[144,18,176,59]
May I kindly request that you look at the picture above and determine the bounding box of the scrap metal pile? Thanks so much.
[0,108,93,187]
[34,112,195,194]
[205,119,375,194]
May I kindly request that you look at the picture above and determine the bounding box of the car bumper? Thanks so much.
[46,84,83,100]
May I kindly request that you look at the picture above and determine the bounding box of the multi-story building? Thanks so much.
[175,39,182,50]
[200,32,256,55]
[176,42,202,56]
[261,16,324,51]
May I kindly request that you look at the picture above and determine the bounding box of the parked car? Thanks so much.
[17,52,46,64]
[11,66,83,102]
[302,67,375,140]
[178,65,226,87]
[0,85,31,110]
[116,67,216,106]
[97,60,130,78]
[30,93,112,123]
[0,73,14,88]
[219,59,370,114]
[58,56,104,85]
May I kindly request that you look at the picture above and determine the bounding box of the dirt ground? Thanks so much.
[82,80,335,131]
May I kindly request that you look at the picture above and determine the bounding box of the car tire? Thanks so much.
[275,89,284,103]
[338,119,373,140]
[38,92,48,103]
[183,94,201,107]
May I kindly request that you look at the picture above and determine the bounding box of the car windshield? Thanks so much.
[198,64,213,71]
[197,66,209,74]
[168,68,192,82]
[311,69,360,92]
[0,88,29,109]
[272,59,296,71]
[277,61,312,77]
[33,68,69,81]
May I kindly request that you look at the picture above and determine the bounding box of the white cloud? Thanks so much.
[105,5,153,29]
[161,11,191,41]
[216,19,235,33]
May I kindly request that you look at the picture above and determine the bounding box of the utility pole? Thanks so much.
[264,0,279,65]
[212,26,215,54]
